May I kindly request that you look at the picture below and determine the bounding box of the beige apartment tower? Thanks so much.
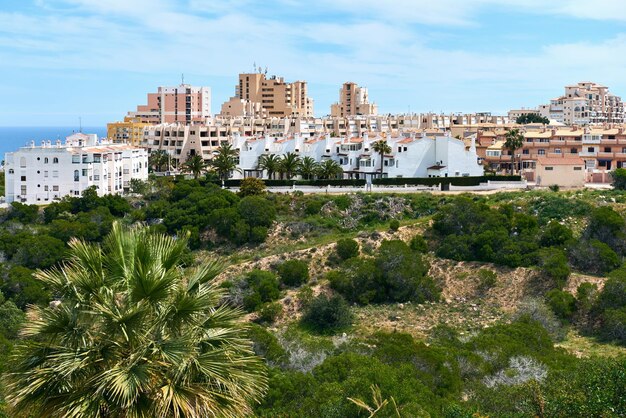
[331,82,378,117]
[220,72,314,118]
[127,84,212,124]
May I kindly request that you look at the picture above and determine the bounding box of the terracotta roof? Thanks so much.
[397,137,414,144]
[536,157,584,166]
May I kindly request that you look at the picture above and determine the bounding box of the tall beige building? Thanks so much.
[220,72,313,118]
[331,82,378,117]
[127,84,211,124]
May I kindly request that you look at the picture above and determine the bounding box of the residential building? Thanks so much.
[330,82,378,117]
[127,84,211,124]
[220,72,313,118]
[537,82,625,125]
[233,131,483,182]
[535,157,585,187]
[4,133,148,205]
[508,108,541,123]
[107,116,151,145]
[478,124,626,184]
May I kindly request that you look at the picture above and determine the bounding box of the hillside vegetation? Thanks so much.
[1,177,626,416]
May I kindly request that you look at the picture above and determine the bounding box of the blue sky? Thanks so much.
[1,0,626,126]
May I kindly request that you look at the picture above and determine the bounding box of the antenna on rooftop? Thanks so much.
[264,66,268,76]
[79,117,82,133]
[253,62,257,73]
[181,73,185,85]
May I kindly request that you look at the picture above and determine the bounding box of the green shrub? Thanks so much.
[258,302,283,324]
[238,196,276,229]
[611,167,626,190]
[241,269,281,312]
[569,239,620,275]
[301,294,352,333]
[389,219,400,231]
[478,269,497,293]
[537,248,570,288]
[539,221,573,248]
[247,323,287,366]
[546,289,576,320]
[409,235,428,253]
[335,238,359,260]
[278,259,310,287]
[576,282,598,312]
[238,177,267,197]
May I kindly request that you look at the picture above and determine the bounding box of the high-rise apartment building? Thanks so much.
[107,116,151,145]
[220,72,313,118]
[330,82,378,117]
[537,82,624,125]
[127,84,211,124]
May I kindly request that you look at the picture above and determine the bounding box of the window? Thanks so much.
[72,155,80,163]
[574,167,582,171]
[20,185,26,195]
[20,157,26,167]
[53,157,59,164]
[53,185,59,191]
[8,169,13,174]
[522,149,529,155]
[545,167,554,171]
[554,148,561,154]
[538,149,546,155]
[587,147,594,153]
[571,148,577,154]
[44,185,49,191]
[20,175,26,181]
[82,169,88,176]
[44,171,48,177]
[604,147,611,153]
[53,171,59,178]
[44,157,49,164]
[74,170,79,181]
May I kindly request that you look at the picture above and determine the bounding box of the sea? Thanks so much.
[0,127,108,164]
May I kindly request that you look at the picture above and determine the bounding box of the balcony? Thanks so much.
[614,153,626,159]
[579,151,598,157]
[597,152,615,158]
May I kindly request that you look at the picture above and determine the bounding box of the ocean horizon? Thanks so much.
[0,126,108,163]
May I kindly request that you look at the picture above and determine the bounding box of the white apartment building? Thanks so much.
[538,82,625,125]
[233,131,483,181]
[4,133,148,205]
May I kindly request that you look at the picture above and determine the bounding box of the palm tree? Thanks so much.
[182,153,206,179]
[317,159,343,179]
[6,223,267,418]
[504,128,525,175]
[257,154,282,180]
[279,152,301,180]
[148,150,169,172]
[209,143,241,181]
[372,140,392,178]
[298,156,318,180]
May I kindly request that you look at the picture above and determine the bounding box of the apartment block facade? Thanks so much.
[537,82,625,125]
[4,133,148,204]
[220,72,313,118]
[127,84,211,124]
[107,116,151,146]
[330,82,378,117]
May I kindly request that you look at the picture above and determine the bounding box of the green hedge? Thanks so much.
[372,175,522,187]
[209,179,367,188]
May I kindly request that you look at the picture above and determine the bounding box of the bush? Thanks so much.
[389,219,400,231]
[301,294,352,333]
[239,177,267,197]
[478,269,497,293]
[238,196,276,229]
[546,289,576,320]
[240,270,281,312]
[335,238,359,260]
[539,221,573,248]
[611,167,626,190]
[537,248,570,288]
[514,298,566,341]
[258,302,283,324]
[247,323,287,366]
[409,235,428,253]
[278,259,310,287]
[569,239,620,275]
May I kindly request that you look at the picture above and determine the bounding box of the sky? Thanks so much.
[1,0,626,126]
